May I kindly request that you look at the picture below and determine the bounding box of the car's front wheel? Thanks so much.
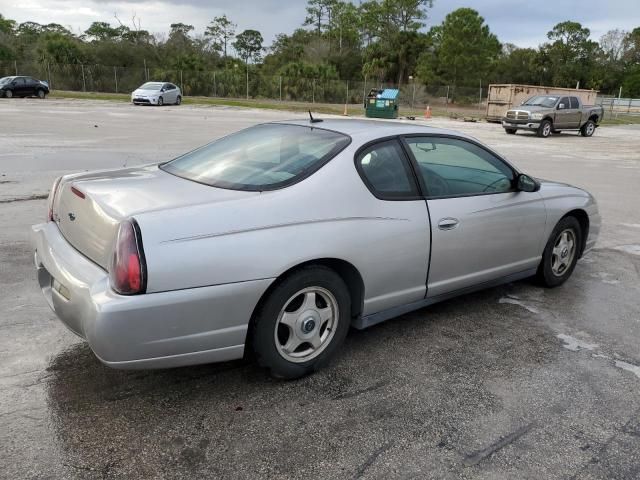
[157,96,163,106]
[251,266,351,379]
[537,216,582,287]
[176,95,182,105]
[37,89,46,99]
[537,119,552,138]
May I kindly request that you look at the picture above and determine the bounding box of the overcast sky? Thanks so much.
[1,0,639,48]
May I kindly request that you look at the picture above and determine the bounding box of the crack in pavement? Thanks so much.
[463,422,536,467]
[0,194,48,204]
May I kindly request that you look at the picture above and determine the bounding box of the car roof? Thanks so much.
[273,118,474,143]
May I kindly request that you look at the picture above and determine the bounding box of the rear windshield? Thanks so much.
[160,124,351,191]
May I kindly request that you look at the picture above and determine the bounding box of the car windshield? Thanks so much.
[139,82,164,90]
[522,96,558,108]
[160,124,351,191]
[0,76,14,85]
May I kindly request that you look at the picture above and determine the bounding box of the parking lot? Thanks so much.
[1,99,639,479]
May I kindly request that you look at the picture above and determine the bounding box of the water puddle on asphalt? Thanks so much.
[588,271,620,285]
[615,360,640,379]
[498,295,540,314]
[613,245,640,256]
[557,334,599,352]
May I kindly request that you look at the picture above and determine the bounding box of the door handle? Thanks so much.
[438,218,459,230]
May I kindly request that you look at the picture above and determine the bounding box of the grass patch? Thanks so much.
[49,90,485,119]
[600,115,640,125]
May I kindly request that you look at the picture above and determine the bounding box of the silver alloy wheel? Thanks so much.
[5,90,12,98]
[551,229,576,276]
[274,287,339,363]
[542,122,551,137]
[585,122,595,136]
[37,90,45,99]
[158,97,163,106]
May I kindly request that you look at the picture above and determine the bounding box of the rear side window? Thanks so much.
[161,124,350,191]
[570,97,579,109]
[356,140,418,199]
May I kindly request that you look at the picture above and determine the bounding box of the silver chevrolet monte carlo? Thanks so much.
[31,119,600,379]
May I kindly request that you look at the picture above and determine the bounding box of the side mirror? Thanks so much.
[516,173,540,192]
[557,103,565,110]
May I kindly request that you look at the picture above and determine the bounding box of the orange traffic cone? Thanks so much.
[424,105,432,119]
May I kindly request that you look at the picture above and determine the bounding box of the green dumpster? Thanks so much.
[365,88,399,119]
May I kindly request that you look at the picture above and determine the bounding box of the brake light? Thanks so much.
[109,219,147,295]
[47,177,62,221]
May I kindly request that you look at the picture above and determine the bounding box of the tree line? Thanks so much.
[1,0,639,96]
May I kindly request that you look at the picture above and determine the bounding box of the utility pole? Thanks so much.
[81,64,86,92]
[114,66,118,93]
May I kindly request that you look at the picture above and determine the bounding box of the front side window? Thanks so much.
[558,97,569,109]
[356,140,418,198]
[405,137,514,198]
[161,124,350,191]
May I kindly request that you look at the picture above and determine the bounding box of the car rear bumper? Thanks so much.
[31,222,272,369]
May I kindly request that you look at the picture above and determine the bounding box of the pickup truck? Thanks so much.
[501,95,604,138]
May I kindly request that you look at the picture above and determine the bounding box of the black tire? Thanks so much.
[552,130,561,135]
[537,119,552,138]
[504,128,517,135]
[36,89,46,99]
[536,216,582,288]
[581,120,596,137]
[176,95,181,105]
[251,266,351,379]
[157,96,163,106]
[5,90,13,98]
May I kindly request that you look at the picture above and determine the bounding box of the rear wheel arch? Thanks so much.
[245,258,365,352]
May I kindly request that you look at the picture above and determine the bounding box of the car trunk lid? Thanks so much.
[53,165,257,269]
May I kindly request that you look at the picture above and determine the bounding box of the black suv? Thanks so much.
[0,76,50,98]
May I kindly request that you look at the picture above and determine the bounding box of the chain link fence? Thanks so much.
[2,61,492,116]
[595,95,640,116]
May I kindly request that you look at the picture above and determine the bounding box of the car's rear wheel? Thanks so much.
[581,120,596,137]
[176,95,182,105]
[5,90,13,98]
[37,89,46,99]
[504,128,517,135]
[537,119,552,138]
[157,96,164,106]
[537,216,582,287]
[251,266,351,379]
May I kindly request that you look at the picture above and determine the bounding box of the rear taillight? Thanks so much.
[47,177,62,221]
[109,219,147,295]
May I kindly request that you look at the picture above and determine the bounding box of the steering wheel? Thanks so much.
[483,177,511,192]
[420,167,450,196]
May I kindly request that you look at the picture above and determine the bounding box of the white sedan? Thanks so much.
[131,82,182,106]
